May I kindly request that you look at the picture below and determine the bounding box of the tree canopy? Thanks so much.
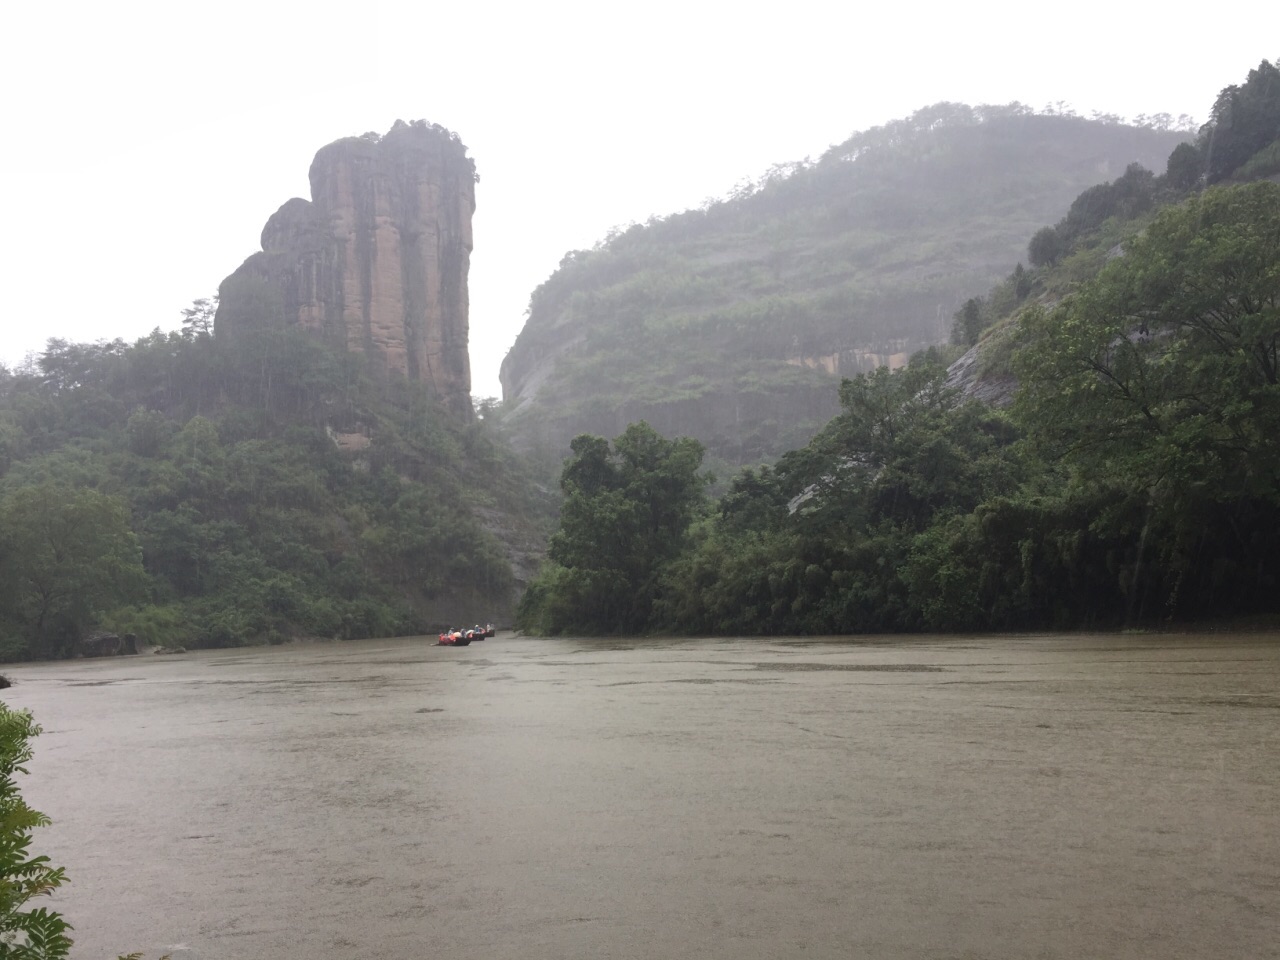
[0,324,546,660]
[0,485,146,660]
[1200,59,1280,183]
[0,704,72,959]
[517,423,706,634]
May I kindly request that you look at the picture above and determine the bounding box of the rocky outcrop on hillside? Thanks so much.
[944,341,1017,407]
[217,121,476,417]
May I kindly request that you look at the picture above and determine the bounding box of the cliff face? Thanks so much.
[217,120,476,417]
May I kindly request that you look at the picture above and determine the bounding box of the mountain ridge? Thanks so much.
[500,104,1189,467]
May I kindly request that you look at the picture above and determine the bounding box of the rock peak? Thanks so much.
[217,121,476,417]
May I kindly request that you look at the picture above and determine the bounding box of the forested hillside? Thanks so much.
[501,105,1188,467]
[519,61,1280,635]
[950,59,1280,398]
[0,322,550,661]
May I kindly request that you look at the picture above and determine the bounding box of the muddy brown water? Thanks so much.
[3,633,1278,959]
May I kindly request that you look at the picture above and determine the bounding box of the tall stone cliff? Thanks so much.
[216,120,476,416]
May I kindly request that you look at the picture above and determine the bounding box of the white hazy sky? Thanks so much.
[1,1,1275,398]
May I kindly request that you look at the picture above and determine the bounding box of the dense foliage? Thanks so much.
[0,703,165,959]
[1198,60,1280,183]
[0,704,71,958]
[0,487,146,659]
[502,104,1188,467]
[0,326,544,660]
[1013,182,1280,618]
[524,178,1280,634]
[953,61,1280,354]
[517,423,707,634]
[655,355,1030,633]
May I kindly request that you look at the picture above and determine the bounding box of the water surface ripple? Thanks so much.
[6,633,1278,959]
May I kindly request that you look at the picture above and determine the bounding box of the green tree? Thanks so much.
[0,704,72,959]
[656,356,1025,635]
[0,486,148,659]
[1056,162,1157,249]
[950,297,984,346]
[1199,59,1280,182]
[1027,226,1062,267]
[1014,182,1280,617]
[125,409,172,458]
[1165,141,1203,192]
[179,297,217,340]
[0,704,167,959]
[518,422,706,634]
[1012,263,1032,301]
[1016,182,1280,485]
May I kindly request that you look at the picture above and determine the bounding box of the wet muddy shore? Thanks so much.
[5,632,1278,959]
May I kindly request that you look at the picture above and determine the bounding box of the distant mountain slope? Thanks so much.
[500,104,1188,465]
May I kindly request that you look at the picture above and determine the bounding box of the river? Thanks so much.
[3,632,1277,959]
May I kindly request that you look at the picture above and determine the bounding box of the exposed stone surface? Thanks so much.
[79,632,140,657]
[217,121,476,417]
[944,341,1017,407]
[325,426,372,453]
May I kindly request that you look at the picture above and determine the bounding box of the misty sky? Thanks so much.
[2,1,1275,398]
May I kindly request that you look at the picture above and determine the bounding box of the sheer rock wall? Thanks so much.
[216,121,476,417]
